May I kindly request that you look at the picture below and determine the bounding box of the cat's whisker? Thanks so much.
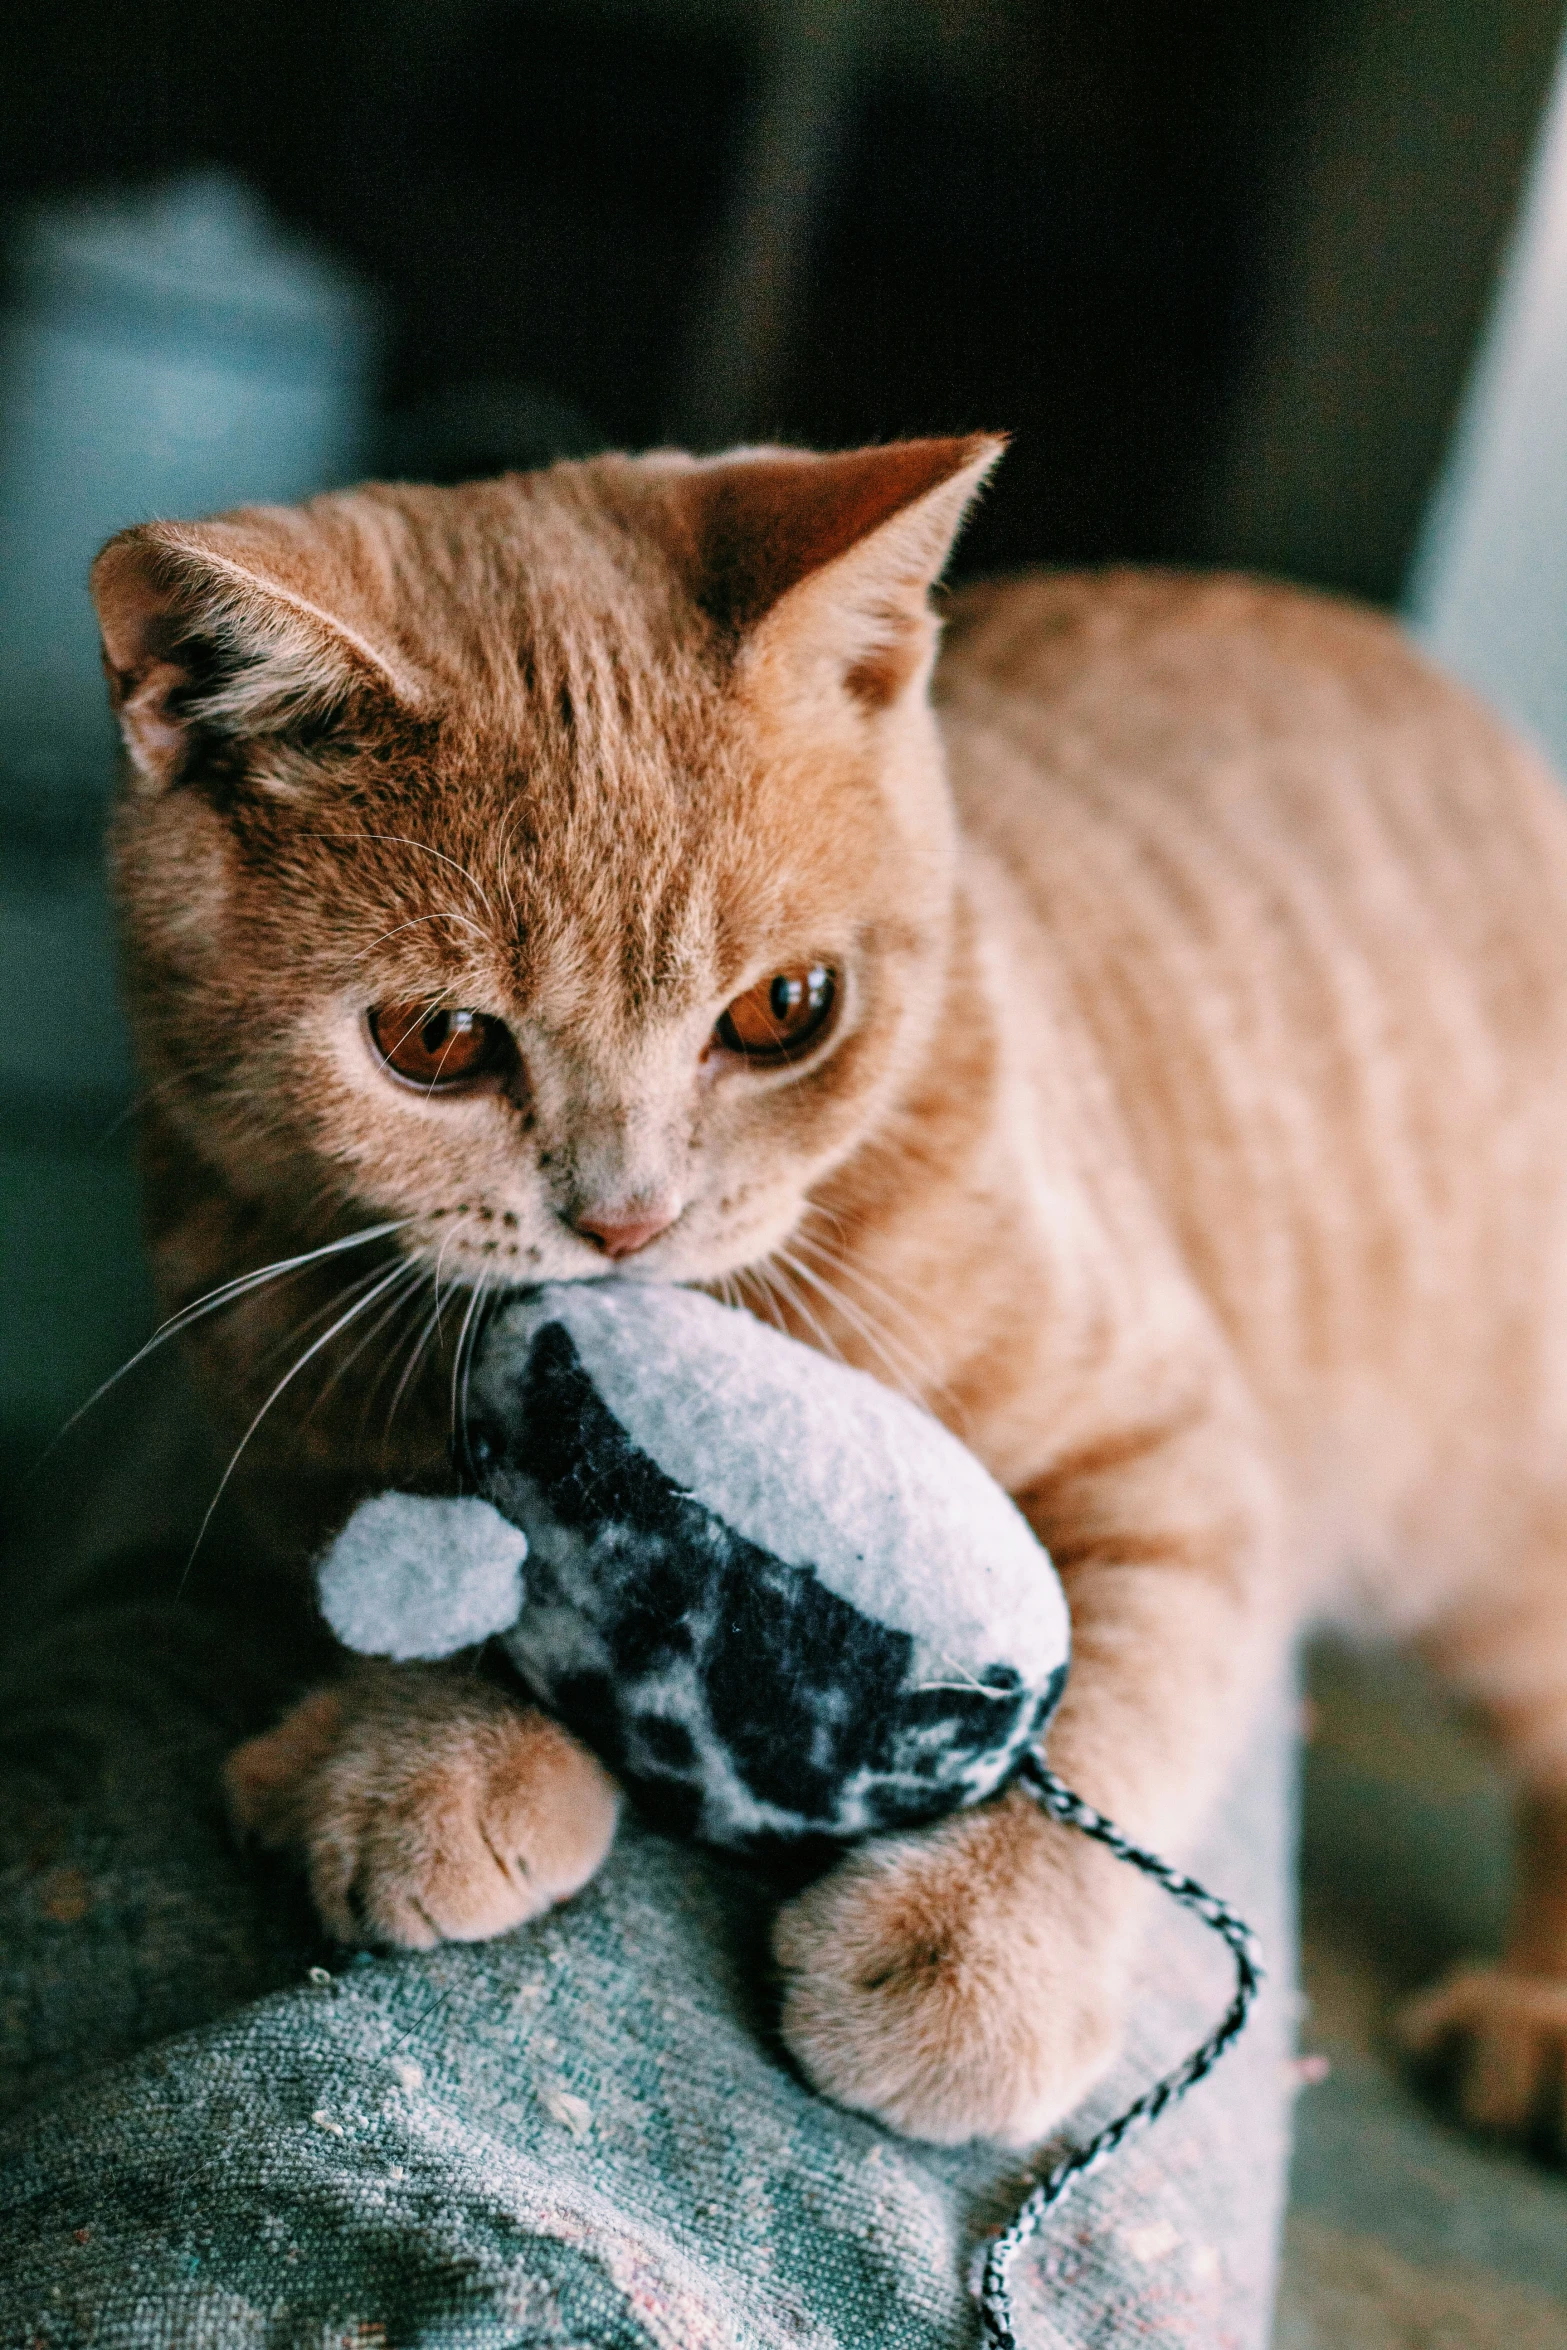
[772,1243,929,1403]
[751,1253,847,1368]
[251,1256,405,1370]
[204,1263,411,1469]
[750,1263,799,1337]
[180,1257,414,1587]
[38,1218,417,1465]
[449,1277,487,1441]
[790,1208,952,1364]
[785,1224,952,1403]
[493,796,532,930]
[775,1248,919,1394]
[345,909,491,964]
[302,1257,434,1425]
[425,1218,467,1347]
[358,1267,438,1448]
[159,1221,415,1346]
[708,1272,742,1316]
[794,1197,920,1318]
[463,1278,509,1464]
[97,1066,190,1142]
[456,1285,487,1454]
[384,1280,450,1439]
[305,830,499,922]
[731,1262,790,1339]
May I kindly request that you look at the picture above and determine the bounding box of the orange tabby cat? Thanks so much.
[91,439,1567,2150]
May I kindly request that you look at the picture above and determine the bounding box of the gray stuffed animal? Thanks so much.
[319,1280,1070,1853]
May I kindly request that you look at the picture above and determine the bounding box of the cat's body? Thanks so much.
[93,443,1567,2149]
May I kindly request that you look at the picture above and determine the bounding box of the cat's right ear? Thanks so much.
[658,435,1004,715]
[91,519,419,795]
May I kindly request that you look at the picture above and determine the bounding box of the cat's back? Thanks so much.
[937,566,1567,948]
[936,564,1567,1130]
[934,569,1567,1563]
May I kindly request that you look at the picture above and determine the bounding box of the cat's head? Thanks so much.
[92,437,1000,1291]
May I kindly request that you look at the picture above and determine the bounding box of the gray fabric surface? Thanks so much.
[0,1488,1294,2347]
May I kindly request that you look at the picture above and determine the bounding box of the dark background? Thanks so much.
[4,0,1561,598]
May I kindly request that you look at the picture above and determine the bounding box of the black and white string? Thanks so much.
[974,1755,1265,2350]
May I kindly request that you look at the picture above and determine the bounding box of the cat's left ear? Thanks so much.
[91,515,420,795]
[676,434,1005,712]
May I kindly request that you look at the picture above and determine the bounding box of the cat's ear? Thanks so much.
[674,435,1004,709]
[91,518,419,794]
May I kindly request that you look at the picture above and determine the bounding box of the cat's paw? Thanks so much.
[225,1668,619,1948]
[773,1792,1126,2146]
[1398,1965,1567,2148]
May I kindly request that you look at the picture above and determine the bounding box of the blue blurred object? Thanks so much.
[0,168,379,796]
[1408,23,1567,780]
[0,172,378,1479]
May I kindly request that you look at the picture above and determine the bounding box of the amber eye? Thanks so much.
[368,1003,512,1090]
[715,964,837,1061]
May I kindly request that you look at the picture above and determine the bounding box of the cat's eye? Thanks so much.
[368,1003,512,1091]
[715,964,838,1061]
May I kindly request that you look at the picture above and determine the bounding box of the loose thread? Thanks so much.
[974,1757,1264,2350]
[390,1978,461,2052]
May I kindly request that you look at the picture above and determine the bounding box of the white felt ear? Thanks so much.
[318,1492,527,1661]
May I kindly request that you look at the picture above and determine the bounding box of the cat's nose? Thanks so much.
[572,1200,679,1259]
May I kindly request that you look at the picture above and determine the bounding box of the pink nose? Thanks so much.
[573,1203,678,1259]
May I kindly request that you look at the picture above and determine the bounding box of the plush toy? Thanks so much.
[317,1280,1260,2350]
[321,1280,1071,1851]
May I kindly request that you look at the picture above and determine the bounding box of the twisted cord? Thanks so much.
[974,1755,1265,2350]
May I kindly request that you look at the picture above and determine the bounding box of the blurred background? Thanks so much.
[6,6,1567,2340]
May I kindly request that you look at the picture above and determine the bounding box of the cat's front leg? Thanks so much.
[774,1419,1282,2145]
[774,1777,1137,2145]
[226,1663,620,1946]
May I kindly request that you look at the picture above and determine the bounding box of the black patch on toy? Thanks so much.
[467,1318,1060,1854]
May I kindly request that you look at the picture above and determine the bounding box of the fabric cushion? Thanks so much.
[0,1511,1294,2348]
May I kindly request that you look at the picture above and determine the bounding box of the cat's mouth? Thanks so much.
[396,1204,688,1288]
[395,1192,814,1299]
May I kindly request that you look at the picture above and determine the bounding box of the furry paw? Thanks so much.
[1399,1965,1567,2148]
[225,1668,619,1948]
[773,1791,1127,2146]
